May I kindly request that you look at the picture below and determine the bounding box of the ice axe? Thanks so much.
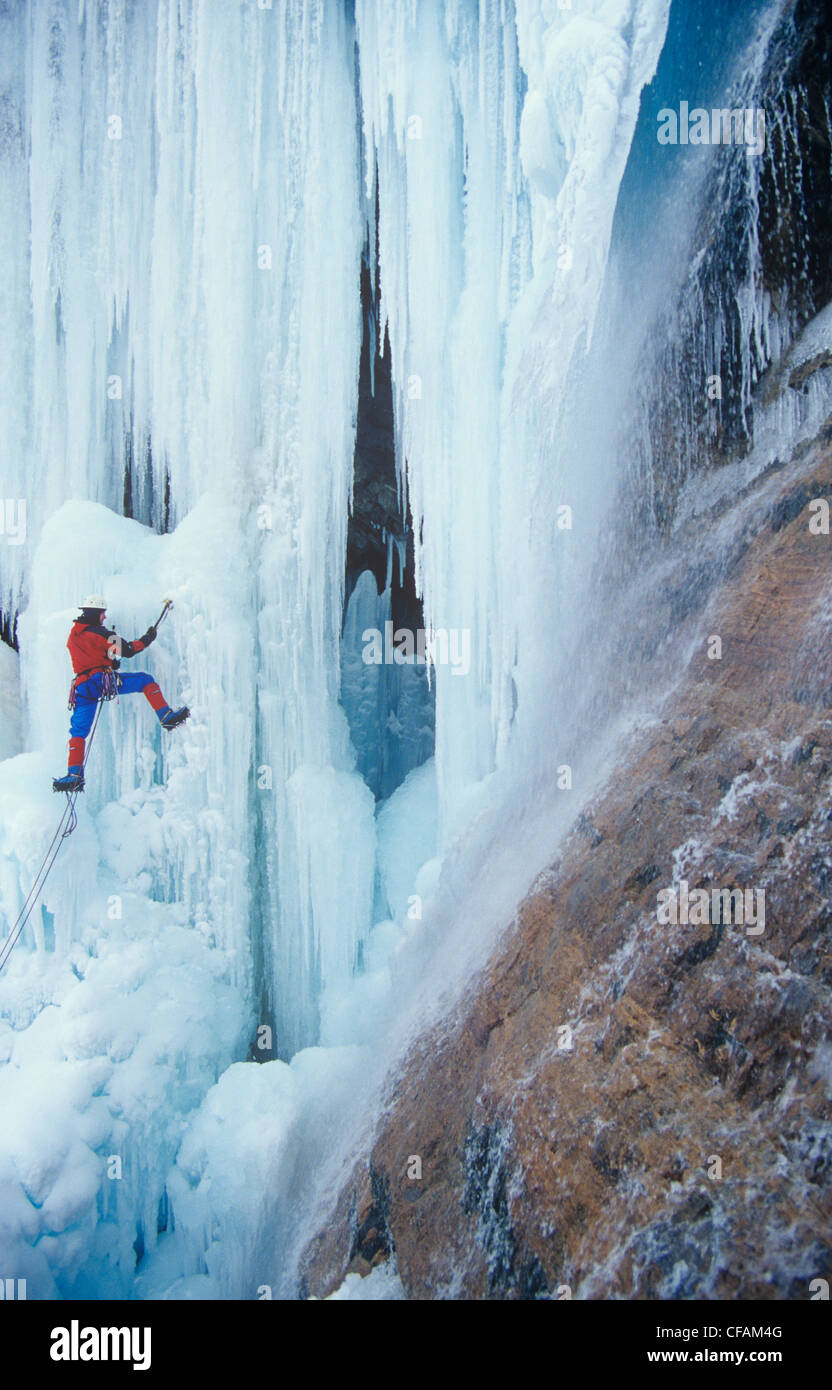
[153,598,174,629]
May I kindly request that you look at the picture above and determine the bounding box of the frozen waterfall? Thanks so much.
[7,0,818,1301]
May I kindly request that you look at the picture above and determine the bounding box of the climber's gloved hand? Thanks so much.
[141,625,157,646]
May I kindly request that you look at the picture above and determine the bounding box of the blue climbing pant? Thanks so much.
[66,671,169,770]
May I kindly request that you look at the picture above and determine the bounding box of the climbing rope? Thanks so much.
[0,600,175,976]
[0,696,107,976]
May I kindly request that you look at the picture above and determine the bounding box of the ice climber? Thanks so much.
[52,595,189,793]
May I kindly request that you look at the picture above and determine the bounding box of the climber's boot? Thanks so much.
[159,706,190,731]
[53,766,85,793]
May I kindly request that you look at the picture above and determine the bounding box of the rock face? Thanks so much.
[631,0,832,531]
[301,427,832,1299]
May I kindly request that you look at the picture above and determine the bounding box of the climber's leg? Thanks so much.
[54,680,99,790]
[115,671,189,729]
[115,671,168,715]
[67,686,99,771]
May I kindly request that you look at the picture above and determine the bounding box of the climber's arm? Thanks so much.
[102,625,157,660]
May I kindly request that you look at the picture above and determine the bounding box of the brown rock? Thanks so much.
[301,435,832,1300]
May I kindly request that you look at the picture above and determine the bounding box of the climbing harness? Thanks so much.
[0,600,177,976]
[68,665,118,711]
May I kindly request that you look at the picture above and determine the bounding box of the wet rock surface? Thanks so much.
[302,429,832,1300]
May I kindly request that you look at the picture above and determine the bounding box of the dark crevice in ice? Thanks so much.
[341,208,436,803]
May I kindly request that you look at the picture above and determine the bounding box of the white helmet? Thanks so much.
[80,594,107,610]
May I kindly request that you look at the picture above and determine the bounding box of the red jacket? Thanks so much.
[67,620,149,679]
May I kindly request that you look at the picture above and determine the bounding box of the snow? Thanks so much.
[137,1043,372,1300]
[161,1060,301,1299]
[325,1264,406,1301]
[376,758,438,925]
[0,898,247,1297]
